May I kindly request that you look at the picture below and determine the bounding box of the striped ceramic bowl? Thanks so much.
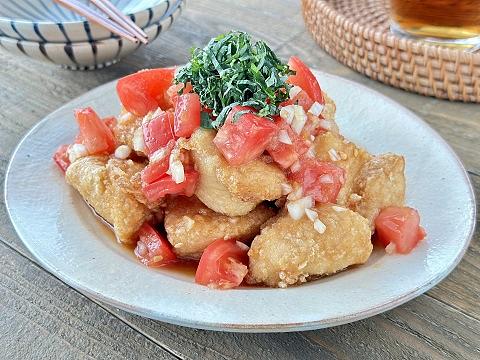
[0,1,184,70]
[0,0,174,43]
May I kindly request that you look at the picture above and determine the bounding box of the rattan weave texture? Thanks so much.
[302,0,480,102]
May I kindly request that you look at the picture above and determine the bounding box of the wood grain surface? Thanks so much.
[0,1,479,359]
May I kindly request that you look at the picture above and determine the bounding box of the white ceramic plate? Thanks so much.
[5,72,476,332]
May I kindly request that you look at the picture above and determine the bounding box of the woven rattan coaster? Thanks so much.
[302,0,480,102]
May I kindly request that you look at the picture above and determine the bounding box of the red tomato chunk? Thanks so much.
[143,111,175,155]
[375,206,426,254]
[116,68,175,116]
[213,106,277,166]
[53,144,71,173]
[134,223,176,267]
[174,93,201,138]
[142,170,199,202]
[289,158,345,203]
[287,56,324,105]
[141,140,176,184]
[195,239,249,289]
[75,107,116,155]
[267,118,308,169]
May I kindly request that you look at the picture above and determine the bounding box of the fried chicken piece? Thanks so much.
[164,196,275,259]
[314,131,371,205]
[186,128,286,216]
[112,111,143,150]
[321,93,336,122]
[348,154,406,228]
[247,204,372,287]
[65,156,152,244]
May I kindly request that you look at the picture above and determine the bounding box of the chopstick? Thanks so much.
[53,0,140,44]
[91,0,148,44]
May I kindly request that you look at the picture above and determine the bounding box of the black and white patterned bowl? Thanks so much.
[0,1,184,70]
[0,0,174,43]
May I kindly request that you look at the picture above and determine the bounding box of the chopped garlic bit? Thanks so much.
[310,135,315,142]
[308,101,324,116]
[287,196,313,220]
[168,146,185,184]
[291,105,308,134]
[319,174,334,184]
[328,148,341,161]
[67,143,88,163]
[289,85,302,99]
[306,146,316,158]
[385,243,396,254]
[278,129,292,145]
[149,145,170,163]
[132,126,147,153]
[305,208,318,222]
[280,105,295,124]
[281,183,293,195]
[332,205,347,212]
[313,219,326,234]
[114,145,131,160]
[290,160,301,173]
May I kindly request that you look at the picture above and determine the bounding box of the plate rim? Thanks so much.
[4,71,477,333]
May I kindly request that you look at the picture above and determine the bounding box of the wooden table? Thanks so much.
[1,1,479,358]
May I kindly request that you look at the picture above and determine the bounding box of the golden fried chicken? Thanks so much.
[348,154,406,228]
[247,204,372,287]
[65,156,151,244]
[164,196,275,259]
[314,131,371,205]
[321,93,338,125]
[112,111,143,150]
[186,128,286,216]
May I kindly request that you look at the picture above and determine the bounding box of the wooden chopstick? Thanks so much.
[53,0,139,43]
[91,0,149,44]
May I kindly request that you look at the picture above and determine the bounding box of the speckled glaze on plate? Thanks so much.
[5,71,476,333]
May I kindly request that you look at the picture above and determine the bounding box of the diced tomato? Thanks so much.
[195,239,249,289]
[103,116,117,132]
[280,89,314,113]
[174,93,201,138]
[143,111,175,155]
[134,223,176,267]
[141,140,175,184]
[267,118,308,169]
[289,158,345,203]
[53,144,70,173]
[142,170,199,202]
[166,82,193,108]
[213,106,278,165]
[116,68,175,116]
[375,207,426,254]
[75,107,116,155]
[287,56,324,105]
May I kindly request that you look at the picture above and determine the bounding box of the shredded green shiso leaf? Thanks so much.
[175,31,292,129]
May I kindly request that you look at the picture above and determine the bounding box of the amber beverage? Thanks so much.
[390,0,480,41]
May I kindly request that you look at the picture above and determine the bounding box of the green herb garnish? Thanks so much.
[175,31,292,129]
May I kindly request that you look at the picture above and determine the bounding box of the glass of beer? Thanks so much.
[390,0,480,47]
